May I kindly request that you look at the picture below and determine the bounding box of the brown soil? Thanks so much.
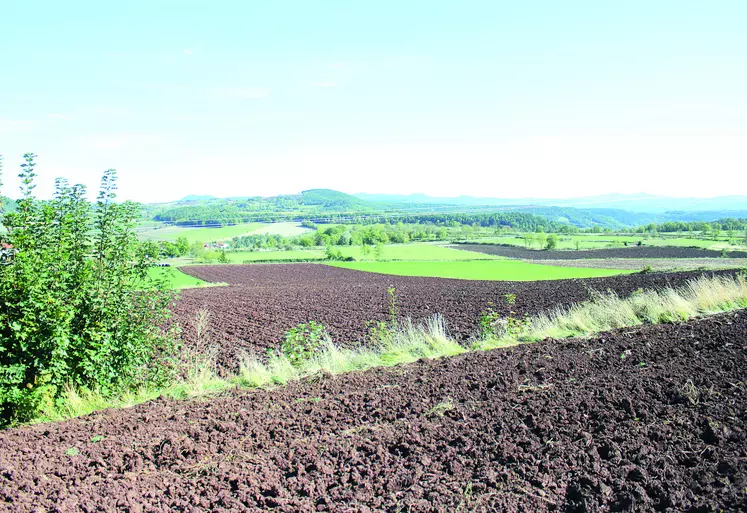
[1,311,745,512]
[172,264,736,369]
[451,244,747,260]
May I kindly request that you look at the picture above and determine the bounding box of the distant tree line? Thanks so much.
[634,218,747,234]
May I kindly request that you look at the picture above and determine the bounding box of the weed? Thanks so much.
[65,447,80,457]
[518,383,553,393]
[90,435,104,443]
[426,400,455,417]
[682,380,699,405]
[281,321,329,366]
[640,265,653,274]
[365,286,399,344]
[477,307,529,341]
[504,293,517,306]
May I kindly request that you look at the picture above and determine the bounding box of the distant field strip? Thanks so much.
[527,258,747,271]
[137,222,261,242]
[328,260,630,281]
[225,244,499,263]
[146,268,218,289]
[337,244,499,261]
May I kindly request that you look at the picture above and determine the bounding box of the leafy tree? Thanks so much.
[545,234,558,250]
[536,232,548,249]
[0,154,177,425]
[175,236,190,256]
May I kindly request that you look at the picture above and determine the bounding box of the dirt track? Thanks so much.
[451,244,747,260]
[173,264,736,368]
[1,310,745,512]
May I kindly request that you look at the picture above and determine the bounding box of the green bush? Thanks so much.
[0,154,178,425]
[544,234,558,250]
[281,321,328,366]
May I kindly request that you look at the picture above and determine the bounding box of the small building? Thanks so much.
[0,242,16,264]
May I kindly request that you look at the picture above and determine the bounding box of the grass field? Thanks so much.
[337,244,499,261]
[246,222,313,237]
[146,267,215,289]
[328,260,631,281]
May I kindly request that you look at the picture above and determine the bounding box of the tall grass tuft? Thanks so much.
[480,273,747,348]
[237,314,466,388]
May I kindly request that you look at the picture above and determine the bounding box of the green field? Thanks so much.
[337,244,499,261]
[328,260,631,281]
[146,267,214,289]
[246,222,313,237]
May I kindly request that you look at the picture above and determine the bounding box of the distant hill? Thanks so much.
[297,189,371,210]
[146,189,747,229]
[354,192,747,214]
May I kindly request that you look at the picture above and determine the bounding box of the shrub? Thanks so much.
[324,245,353,261]
[544,234,558,250]
[0,154,178,425]
[281,321,328,366]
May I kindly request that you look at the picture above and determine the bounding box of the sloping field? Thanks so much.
[174,264,734,367]
[453,244,747,260]
[136,222,261,243]
[1,311,744,511]
[328,260,629,280]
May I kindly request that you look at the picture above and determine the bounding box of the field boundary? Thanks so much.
[28,273,747,426]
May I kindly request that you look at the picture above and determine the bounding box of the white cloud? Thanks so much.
[183,49,193,56]
[0,119,37,134]
[48,113,72,121]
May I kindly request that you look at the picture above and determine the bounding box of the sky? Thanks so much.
[1,0,746,203]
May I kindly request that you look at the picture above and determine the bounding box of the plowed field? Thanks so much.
[1,310,744,512]
[173,264,734,368]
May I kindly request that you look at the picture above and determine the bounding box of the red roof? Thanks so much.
[1,243,13,249]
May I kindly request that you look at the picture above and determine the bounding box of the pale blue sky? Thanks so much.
[1,1,746,202]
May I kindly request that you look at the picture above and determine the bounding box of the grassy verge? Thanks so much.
[30,273,747,426]
[477,273,747,349]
